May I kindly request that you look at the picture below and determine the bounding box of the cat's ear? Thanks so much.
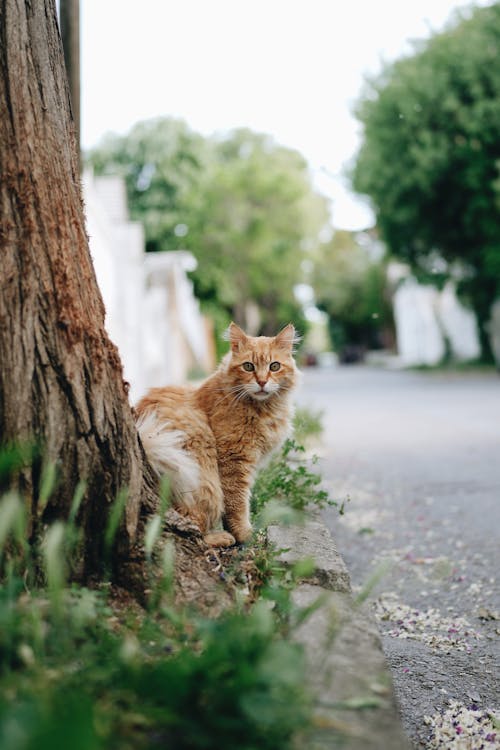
[224,322,249,353]
[274,323,300,352]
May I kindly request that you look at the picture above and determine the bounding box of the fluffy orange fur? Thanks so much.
[135,323,300,547]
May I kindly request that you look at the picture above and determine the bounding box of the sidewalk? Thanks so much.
[268,519,411,749]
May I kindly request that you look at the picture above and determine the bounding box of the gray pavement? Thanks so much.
[297,365,500,748]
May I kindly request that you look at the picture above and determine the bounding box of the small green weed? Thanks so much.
[0,445,318,750]
[0,583,312,750]
[293,406,324,444]
[251,438,334,517]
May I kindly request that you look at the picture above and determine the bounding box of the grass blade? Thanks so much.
[38,462,58,514]
[144,514,162,558]
[104,488,128,554]
[0,492,24,557]
[68,480,87,526]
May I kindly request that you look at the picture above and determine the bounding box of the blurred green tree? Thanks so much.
[87,117,207,253]
[185,129,329,336]
[88,121,329,339]
[352,4,500,358]
[312,231,392,358]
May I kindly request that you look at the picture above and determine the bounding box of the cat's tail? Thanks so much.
[136,410,199,509]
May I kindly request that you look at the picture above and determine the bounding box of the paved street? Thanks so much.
[297,365,500,748]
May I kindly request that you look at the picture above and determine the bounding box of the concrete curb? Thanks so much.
[267,520,351,594]
[267,519,411,749]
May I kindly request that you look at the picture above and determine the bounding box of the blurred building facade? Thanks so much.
[390,265,481,366]
[83,171,214,403]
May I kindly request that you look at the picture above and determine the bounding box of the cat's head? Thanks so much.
[223,322,300,402]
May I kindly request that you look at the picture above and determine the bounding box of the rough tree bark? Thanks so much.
[0,1,232,609]
[59,0,80,155]
[0,0,158,583]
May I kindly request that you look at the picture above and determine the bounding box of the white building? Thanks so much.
[390,265,481,366]
[83,171,214,403]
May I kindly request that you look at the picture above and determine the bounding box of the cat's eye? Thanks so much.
[242,362,255,372]
[269,361,281,372]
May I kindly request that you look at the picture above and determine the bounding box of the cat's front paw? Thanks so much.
[232,522,253,544]
[204,531,236,548]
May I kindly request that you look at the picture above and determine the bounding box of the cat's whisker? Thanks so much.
[214,384,247,394]
[234,390,250,404]
[233,392,252,407]
[207,385,242,394]
[212,395,233,410]
[212,385,248,410]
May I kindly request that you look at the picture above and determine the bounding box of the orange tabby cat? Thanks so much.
[135,322,299,547]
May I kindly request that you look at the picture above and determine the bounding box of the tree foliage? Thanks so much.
[88,121,329,337]
[312,231,391,354]
[352,4,500,354]
[87,118,207,254]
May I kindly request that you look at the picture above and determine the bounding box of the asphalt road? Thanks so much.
[297,365,500,748]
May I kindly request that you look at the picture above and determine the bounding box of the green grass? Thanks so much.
[409,358,497,373]
[252,438,332,520]
[0,581,311,750]
[0,410,335,749]
[251,409,339,519]
[292,406,324,444]
[0,505,313,750]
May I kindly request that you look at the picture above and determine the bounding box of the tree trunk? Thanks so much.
[0,0,155,582]
[59,0,80,157]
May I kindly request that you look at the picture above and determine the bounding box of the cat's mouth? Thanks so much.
[253,389,272,400]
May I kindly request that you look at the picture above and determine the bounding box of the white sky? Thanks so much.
[81,0,492,230]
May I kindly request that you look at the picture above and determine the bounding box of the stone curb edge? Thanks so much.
[267,518,411,749]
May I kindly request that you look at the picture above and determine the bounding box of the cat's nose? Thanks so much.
[256,379,267,388]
